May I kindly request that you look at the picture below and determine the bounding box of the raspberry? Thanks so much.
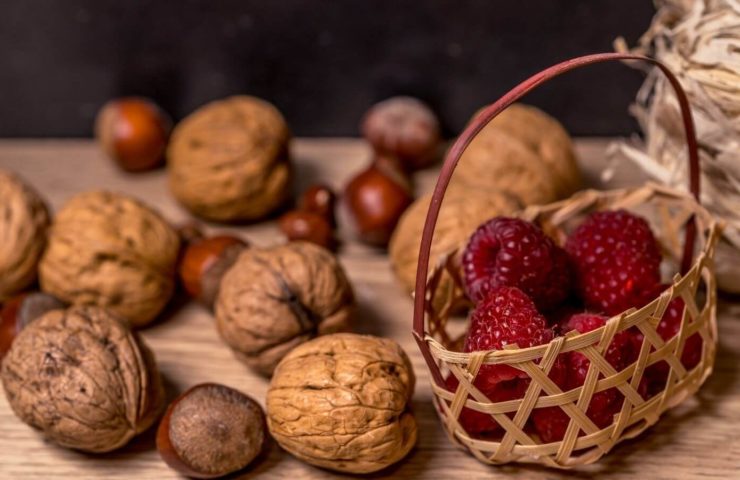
[530,355,570,443]
[464,286,554,385]
[462,217,571,311]
[566,210,661,315]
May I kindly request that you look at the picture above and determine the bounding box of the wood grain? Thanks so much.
[0,138,738,479]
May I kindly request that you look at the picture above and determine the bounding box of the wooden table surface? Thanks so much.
[0,138,738,479]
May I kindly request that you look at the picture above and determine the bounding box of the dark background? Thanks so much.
[0,1,655,137]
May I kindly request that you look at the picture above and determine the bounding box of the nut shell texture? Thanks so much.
[168,95,291,222]
[267,333,417,474]
[39,191,180,327]
[0,169,50,300]
[1,306,164,452]
[215,242,354,376]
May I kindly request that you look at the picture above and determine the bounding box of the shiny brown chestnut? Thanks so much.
[278,210,336,250]
[0,292,65,361]
[298,184,337,227]
[342,155,413,247]
[156,383,266,479]
[95,97,172,172]
[178,235,249,308]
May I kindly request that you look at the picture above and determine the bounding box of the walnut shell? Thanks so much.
[1,305,164,453]
[0,169,50,300]
[215,242,354,376]
[168,96,291,222]
[39,191,180,327]
[389,186,519,306]
[266,333,416,474]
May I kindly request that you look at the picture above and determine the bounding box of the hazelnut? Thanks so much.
[0,292,65,361]
[267,333,417,474]
[298,184,336,226]
[157,383,266,478]
[178,234,249,308]
[95,97,172,172]
[1,305,165,452]
[168,96,292,222]
[361,96,441,171]
[0,169,51,300]
[215,242,354,376]
[342,154,413,247]
[278,210,335,250]
[39,191,181,327]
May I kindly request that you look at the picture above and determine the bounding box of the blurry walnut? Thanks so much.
[39,191,180,327]
[1,305,164,453]
[215,242,354,376]
[389,187,518,308]
[0,169,50,300]
[266,333,416,474]
[168,96,291,222]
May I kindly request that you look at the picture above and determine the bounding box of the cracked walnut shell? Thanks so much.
[266,333,417,474]
[39,191,180,327]
[168,95,292,222]
[0,169,50,300]
[215,242,354,376]
[1,305,164,453]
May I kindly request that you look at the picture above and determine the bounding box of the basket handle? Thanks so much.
[412,52,700,388]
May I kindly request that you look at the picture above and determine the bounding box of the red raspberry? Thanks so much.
[566,210,661,315]
[462,217,571,311]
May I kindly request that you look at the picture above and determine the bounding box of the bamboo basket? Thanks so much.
[412,53,722,469]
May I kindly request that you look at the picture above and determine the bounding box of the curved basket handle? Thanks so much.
[412,52,700,388]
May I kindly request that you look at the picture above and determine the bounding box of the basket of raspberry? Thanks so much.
[412,53,723,468]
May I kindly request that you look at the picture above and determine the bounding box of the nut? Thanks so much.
[0,292,65,362]
[95,97,172,172]
[298,184,336,226]
[1,305,165,452]
[0,169,50,300]
[341,155,413,247]
[215,242,354,376]
[39,191,181,327]
[178,234,249,308]
[362,96,441,171]
[168,96,292,222]
[266,333,417,474]
[157,383,266,479]
[278,210,335,250]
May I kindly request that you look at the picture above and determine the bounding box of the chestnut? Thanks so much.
[361,96,441,171]
[0,292,65,361]
[342,154,413,247]
[95,97,172,172]
[298,184,337,227]
[178,235,249,308]
[278,210,336,250]
[156,383,266,479]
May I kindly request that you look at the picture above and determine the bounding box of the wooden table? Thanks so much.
[0,139,738,479]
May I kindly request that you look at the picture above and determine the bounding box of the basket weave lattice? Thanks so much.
[412,53,722,468]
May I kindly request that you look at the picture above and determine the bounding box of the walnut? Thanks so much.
[389,186,519,306]
[0,169,50,300]
[39,191,180,327]
[1,305,164,453]
[168,96,292,222]
[266,333,416,474]
[215,242,354,376]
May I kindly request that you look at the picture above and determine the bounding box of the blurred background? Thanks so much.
[0,0,654,137]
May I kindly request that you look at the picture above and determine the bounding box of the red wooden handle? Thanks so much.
[412,53,701,388]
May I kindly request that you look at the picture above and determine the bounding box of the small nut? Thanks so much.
[216,242,354,376]
[157,383,266,479]
[95,97,172,172]
[278,210,335,250]
[362,96,441,171]
[298,184,336,226]
[0,292,65,362]
[1,305,165,452]
[178,235,249,308]
[267,333,417,474]
[0,169,50,300]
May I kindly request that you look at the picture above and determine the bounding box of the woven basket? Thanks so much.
[411,53,722,469]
